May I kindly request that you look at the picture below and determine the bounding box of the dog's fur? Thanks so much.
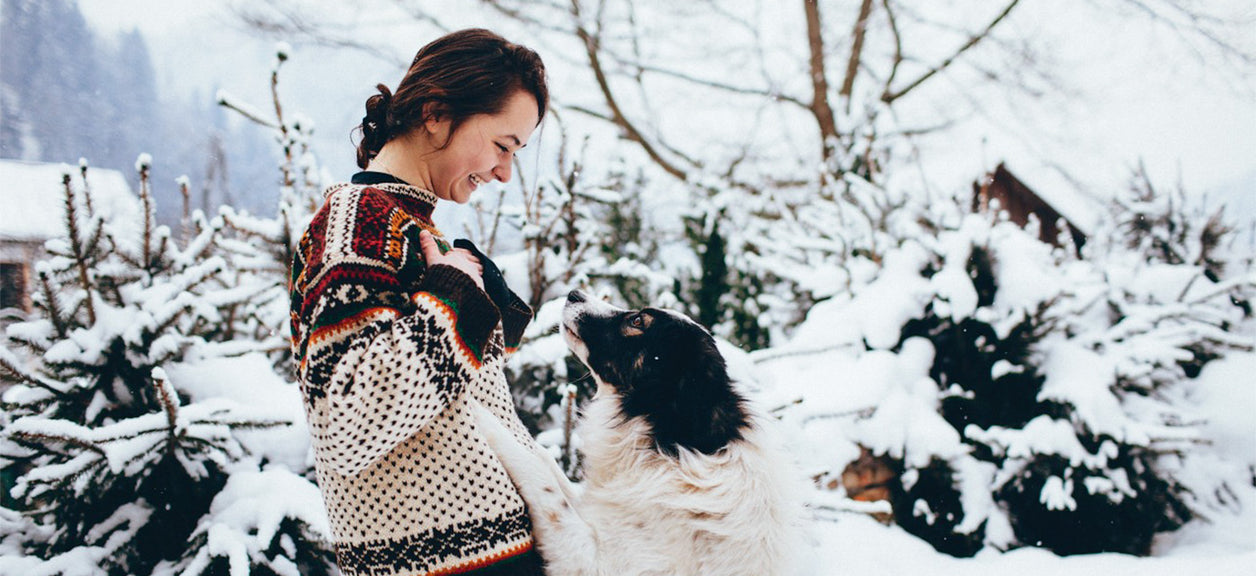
[474,290,800,576]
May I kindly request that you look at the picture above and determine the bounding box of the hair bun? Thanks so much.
[357,84,394,167]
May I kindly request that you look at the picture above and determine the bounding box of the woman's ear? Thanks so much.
[422,108,452,149]
[422,102,447,133]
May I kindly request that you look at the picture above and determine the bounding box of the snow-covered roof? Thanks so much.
[0,159,138,242]
[1003,163,1106,237]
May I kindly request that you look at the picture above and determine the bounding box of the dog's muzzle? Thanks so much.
[562,290,591,362]
[563,290,624,364]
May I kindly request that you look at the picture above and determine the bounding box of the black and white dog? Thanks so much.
[475,290,800,576]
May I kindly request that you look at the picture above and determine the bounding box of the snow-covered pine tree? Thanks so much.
[213,42,325,374]
[682,208,774,350]
[0,158,331,576]
[1115,162,1234,284]
[688,101,912,350]
[164,44,336,576]
[589,158,667,311]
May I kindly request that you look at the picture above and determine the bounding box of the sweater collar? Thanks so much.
[346,171,439,223]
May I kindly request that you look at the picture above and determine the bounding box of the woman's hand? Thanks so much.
[420,230,485,291]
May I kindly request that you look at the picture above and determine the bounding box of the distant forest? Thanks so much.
[0,0,277,221]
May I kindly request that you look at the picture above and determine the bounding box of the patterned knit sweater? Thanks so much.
[289,176,544,576]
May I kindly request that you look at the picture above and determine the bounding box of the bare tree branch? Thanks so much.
[570,0,690,181]
[1115,0,1256,66]
[478,0,576,35]
[880,0,904,103]
[882,0,1022,104]
[232,2,410,68]
[601,58,811,111]
[385,0,452,27]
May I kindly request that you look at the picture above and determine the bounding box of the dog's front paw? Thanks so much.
[470,402,515,455]
[471,401,552,491]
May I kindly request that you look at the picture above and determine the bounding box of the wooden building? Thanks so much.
[972,162,1095,256]
[0,159,136,316]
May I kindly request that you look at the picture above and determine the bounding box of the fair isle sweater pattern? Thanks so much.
[289,182,543,576]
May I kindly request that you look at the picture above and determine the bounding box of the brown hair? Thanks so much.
[355,28,549,169]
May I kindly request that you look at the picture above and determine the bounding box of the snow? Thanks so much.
[804,513,1256,576]
[848,243,934,350]
[1036,340,1132,442]
[0,159,139,241]
[1192,353,1256,465]
[740,213,1256,571]
[989,227,1065,313]
[164,353,311,472]
[748,334,1256,574]
[183,467,329,576]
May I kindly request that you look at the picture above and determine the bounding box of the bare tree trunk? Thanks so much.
[839,0,875,113]
[804,0,839,163]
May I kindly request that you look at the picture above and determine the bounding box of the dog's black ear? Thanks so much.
[645,322,749,456]
[676,335,748,453]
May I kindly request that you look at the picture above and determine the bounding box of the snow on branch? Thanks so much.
[215,89,279,130]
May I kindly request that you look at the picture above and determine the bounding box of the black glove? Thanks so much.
[454,238,512,312]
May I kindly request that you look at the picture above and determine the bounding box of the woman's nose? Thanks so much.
[492,158,513,183]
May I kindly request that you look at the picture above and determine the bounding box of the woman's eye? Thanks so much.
[496,143,510,154]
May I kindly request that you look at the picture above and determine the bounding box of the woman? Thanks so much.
[289,29,549,576]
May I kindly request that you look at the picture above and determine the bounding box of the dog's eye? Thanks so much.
[628,314,645,329]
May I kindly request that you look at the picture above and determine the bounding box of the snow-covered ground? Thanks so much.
[806,511,1256,576]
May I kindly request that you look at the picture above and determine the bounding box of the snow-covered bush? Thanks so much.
[501,139,677,439]
[767,200,1255,557]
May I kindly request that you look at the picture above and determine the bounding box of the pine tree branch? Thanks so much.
[37,269,69,339]
[82,215,105,267]
[78,160,96,216]
[62,173,96,324]
[8,428,105,456]
[801,406,879,424]
[271,51,296,190]
[180,177,193,249]
[0,350,69,398]
[154,375,180,440]
[137,158,155,275]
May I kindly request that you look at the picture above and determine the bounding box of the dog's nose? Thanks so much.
[567,290,586,303]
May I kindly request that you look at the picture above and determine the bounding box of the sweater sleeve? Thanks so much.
[293,188,501,477]
[499,289,532,354]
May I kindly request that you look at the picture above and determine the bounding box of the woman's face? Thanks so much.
[424,90,540,204]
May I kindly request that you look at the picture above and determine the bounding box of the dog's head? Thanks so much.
[562,290,749,455]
